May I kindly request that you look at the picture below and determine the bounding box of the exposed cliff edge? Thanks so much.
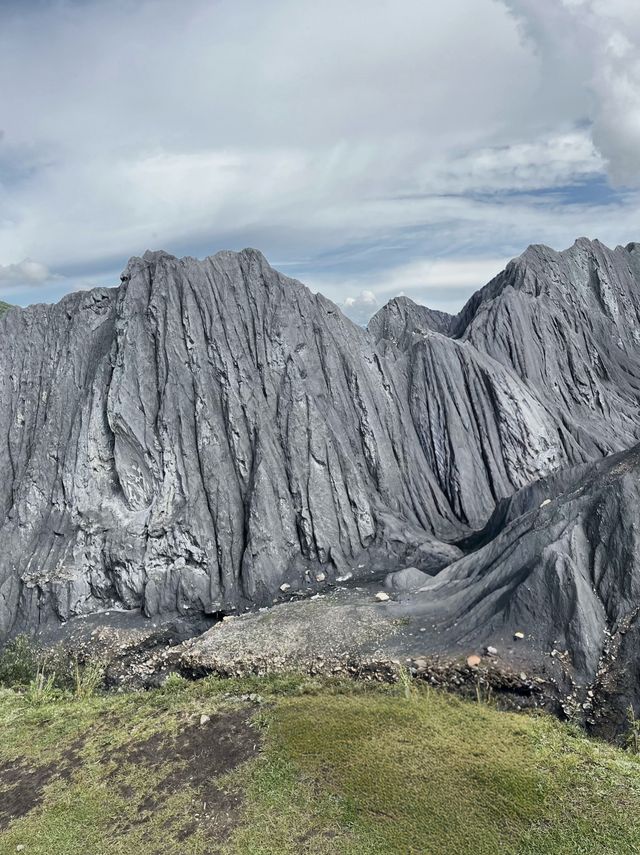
[2,238,640,644]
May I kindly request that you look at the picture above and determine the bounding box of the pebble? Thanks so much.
[466,655,482,668]
[200,714,211,726]
[485,645,498,656]
[513,631,525,640]
[279,583,291,592]
[315,573,326,582]
[375,591,390,602]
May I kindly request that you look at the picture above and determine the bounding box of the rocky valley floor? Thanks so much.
[1,673,640,855]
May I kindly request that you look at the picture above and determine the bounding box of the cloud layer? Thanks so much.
[0,0,638,317]
[0,259,53,285]
[503,0,640,184]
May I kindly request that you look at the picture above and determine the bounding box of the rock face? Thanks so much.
[0,249,462,636]
[453,239,640,455]
[406,443,640,737]
[2,237,640,643]
[367,295,454,345]
[383,567,430,591]
[370,238,640,525]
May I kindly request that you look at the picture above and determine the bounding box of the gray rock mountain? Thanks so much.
[2,237,640,649]
[0,249,463,637]
[404,443,640,738]
[453,238,640,455]
[367,295,454,345]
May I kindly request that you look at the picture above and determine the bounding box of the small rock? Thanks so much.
[539,498,551,508]
[200,714,211,726]
[514,631,525,640]
[336,572,353,582]
[383,566,430,592]
[315,572,326,582]
[16,847,25,852]
[519,672,527,681]
[485,645,498,656]
[279,583,291,592]
[466,655,482,668]
[375,591,390,602]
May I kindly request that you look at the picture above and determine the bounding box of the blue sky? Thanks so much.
[1,0,639,322]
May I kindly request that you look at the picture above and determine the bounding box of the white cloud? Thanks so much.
[315,256,514,322]
[0,259,53,285]
[342,289,378,324]
[0,0,637,308]
[417,131,602,194]
[379,258,513,292]
[502,0,640,184]
[0,1,563,269]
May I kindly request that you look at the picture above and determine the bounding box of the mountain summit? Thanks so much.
[1,239,640,654]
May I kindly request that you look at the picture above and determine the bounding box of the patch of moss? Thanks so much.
[224,685,640,855]
[1,677,640,854]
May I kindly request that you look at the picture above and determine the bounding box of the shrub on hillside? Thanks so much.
[0,634,41,687]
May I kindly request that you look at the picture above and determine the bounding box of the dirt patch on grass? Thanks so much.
[0,736,86,831]
[0,757,57,831]
[113,707,260,782]
[109,707,262,847]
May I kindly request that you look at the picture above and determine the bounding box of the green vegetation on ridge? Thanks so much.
[0,673,639,854]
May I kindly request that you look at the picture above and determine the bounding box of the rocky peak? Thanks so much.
[2,237,640,642]
[368,295,453,348]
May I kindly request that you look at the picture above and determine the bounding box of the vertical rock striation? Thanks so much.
[0,249,461,635]
[2,237,640,638]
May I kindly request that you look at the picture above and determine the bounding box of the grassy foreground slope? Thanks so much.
[1,675,639,855]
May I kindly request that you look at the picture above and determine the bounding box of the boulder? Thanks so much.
[384,567,430,591]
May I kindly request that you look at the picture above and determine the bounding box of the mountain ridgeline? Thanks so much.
[2,238,640,647]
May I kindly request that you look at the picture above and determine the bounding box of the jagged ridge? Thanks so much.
[405,443,640,737]
[2,237,640,639]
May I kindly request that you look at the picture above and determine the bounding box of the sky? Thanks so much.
[1,0,639,323]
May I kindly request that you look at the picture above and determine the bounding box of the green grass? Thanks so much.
[1,675,639,854]
[0,301,11,318]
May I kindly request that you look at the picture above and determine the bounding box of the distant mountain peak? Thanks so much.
[368,294,454,345]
